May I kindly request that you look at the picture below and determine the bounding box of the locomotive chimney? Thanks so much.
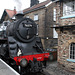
[15,10,24,20]
[15,13,24,20]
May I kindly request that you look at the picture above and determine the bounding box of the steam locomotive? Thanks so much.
[0,14,50,74]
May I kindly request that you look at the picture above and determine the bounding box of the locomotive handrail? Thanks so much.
[35,43,43,52]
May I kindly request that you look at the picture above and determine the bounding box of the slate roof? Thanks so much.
[23,0,50,13]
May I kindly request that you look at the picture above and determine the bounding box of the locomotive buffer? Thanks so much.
[0,59,20,75]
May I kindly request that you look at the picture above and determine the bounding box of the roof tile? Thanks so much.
[5,9,16,18]
[23,0,50,13]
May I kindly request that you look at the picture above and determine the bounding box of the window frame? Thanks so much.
[69,43,75,59]
[53,8,56,21]
[34,14,38,21]
[53,25,58,38]
[63,0,75,16]
[26,16,29,18]
[36,24,39,35]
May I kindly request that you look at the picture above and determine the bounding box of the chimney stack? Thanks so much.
[14,7,16,15]
[30,0,39,7]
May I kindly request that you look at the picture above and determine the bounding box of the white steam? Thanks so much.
[13,0,22,11]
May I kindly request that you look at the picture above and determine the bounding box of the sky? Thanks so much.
[0,0,47,19]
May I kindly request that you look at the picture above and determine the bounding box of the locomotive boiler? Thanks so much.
[0,14,50,74]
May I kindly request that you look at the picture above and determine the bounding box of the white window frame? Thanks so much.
[53,25,58,38]
[53,8,56,21]
[34,14,38,21]
[36,24,39,35]
[26,16,29,18]
[69,43,75,59]
[63,0,75,16]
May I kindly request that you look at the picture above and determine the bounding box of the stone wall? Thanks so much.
[58,31,75,72]
[56,1,75,72]
[44,2,58,49]
[61,18,75,26]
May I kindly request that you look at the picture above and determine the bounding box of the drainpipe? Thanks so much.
[44,8,47,49]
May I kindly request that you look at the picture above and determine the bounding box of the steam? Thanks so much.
[13,0,22,11]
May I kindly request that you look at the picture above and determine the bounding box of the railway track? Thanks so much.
[22,70,50,75]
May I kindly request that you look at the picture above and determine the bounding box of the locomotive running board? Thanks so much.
[0,59,20,75]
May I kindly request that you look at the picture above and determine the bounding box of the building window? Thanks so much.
[26,16,29,18]
[53,25,58,38]
[70,43,75,59]
[53,8,56,21]
[34,14,38,21]
[63,0,75,16]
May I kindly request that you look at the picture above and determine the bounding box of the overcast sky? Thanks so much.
[0,0,47,19]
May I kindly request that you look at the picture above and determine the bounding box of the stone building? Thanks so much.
[23,0,58,49]
[52,0,75,72]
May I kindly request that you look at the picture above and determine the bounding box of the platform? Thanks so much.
[0,59,20,75]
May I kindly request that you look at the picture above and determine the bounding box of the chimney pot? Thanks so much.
[14,7,16,15]
[30,0,39,7]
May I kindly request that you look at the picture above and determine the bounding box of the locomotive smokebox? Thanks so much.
[6,16,37,42]
[15,13,24,19]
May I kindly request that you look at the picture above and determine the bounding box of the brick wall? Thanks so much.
[4,15,13,22]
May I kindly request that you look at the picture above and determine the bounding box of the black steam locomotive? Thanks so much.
[0,14,49,74]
